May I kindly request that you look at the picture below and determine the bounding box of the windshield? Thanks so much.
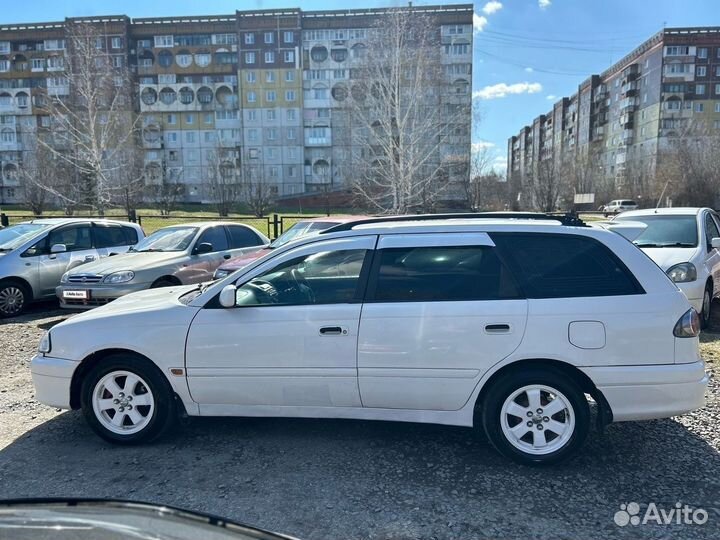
[269,220,341,248]
[130,227,197,252]
[0,223,50,251]
[615,214,698,247]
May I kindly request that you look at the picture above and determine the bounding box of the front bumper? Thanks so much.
[581,360,709,422]
[56,282,151,309]
[30,354,80,409]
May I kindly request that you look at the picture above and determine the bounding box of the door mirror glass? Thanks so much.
[711,237,720,250]
[195,242,213,254]
[219,284,237,308]
[50,243,67,254]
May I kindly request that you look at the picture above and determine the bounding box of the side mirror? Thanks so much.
[711,237,720,250]
[219,284,237,308]
[50,243,67,254]
[194,242,213,255]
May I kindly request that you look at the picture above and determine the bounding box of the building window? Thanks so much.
[698,47,708,58]
[285,70,295,82]
[270,166,278,178]
[16,93,28,108]
[284,90,295,102]
[245,52,256,64]
[204,113,213,124]
[154,35,173,48]
[185,114,194,124]
[288,165,296,177]
[284,50,295,63]
[284,31,294,43]
[204,131,215,143]
[268,128,277,140]
[111,37,123,49]
[247,91,256,103]
[246,71,256,83]
[715,84,720,95]
[265,51,275,64]
[696,84,706,95]
[715,103,720,113]
[186,132,196,143]
[112,56,124,68]
[31,58,44,71]
[695,103,704,112]
[266,109,276,121]
[195,53,211,67]
[287,109,296,121]
[1,128,15,143]
[287,127,296,140]
[248,128,258,142]
[715,120,720,129]
[264,32,274,44]
[265,71,275,83]
[665,46,690,56]
[444,43,469,55]
[266,90,276,102]
[247,110,257,121]
[176,51,192,68]
[245,33,255,45]
[0,42,9,54]
[288,147,297,159]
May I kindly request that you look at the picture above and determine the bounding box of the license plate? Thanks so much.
[63,290,90,300]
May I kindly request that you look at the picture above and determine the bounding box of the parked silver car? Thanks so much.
[56,221,269,309]
[0,218,144,317]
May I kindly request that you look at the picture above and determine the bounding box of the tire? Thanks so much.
[480,367,590,466]
[151,278,177,289]
[701,283,713,330]
[80,354,176,445]
[0,280,30,318]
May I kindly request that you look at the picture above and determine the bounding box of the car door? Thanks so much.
[184,235,375,409]
[178,225,232,284]
[225,224,269,259]
[704,212,720,297]
[35,224,98,296]
[93,223,139,257]
[357,233,528,411]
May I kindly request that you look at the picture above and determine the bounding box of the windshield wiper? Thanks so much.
[137,248,164,252]
[634,242,661,247]
[636,242,695,248]
[0,247,12,252]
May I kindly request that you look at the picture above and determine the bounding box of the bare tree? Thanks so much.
[345,8,471,214]
[37,22,140,216]
[146,164,183,216]
[463,146,492,211]
[532,158,569,212]
[241,156,273,218]
[206,143,242,217]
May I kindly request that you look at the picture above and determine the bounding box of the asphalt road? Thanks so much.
[0,303,718,539]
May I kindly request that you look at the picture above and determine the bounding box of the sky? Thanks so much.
[0,0,718,173]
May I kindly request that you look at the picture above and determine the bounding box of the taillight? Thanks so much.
[674,308,700,338]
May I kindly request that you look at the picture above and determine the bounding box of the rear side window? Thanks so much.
[491,233,643,299]
[94,225,136,248]
[367,246,521,302]
[227,225,263,248]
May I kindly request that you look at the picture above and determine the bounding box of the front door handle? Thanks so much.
[84,256,96,261]
[485,323,510,334]
[319,326,345,336]
[223,253,231,260]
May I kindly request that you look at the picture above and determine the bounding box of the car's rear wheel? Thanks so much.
[701,283,713,329]
[151,278,177,288]
[481,368,590,465]
[81,355,175,444]
[0,280,30,318]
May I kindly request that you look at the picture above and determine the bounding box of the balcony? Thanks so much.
[619,113,634,128]
[621,63,639,81]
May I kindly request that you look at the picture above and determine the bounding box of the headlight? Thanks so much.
[213,269,230,280]
[103,270,135,284]
[60,272,69,284]
[38,331,51,354]
[667,263,697,283]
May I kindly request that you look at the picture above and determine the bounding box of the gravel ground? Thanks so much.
[0,303,719,540]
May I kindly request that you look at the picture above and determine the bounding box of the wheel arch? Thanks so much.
[70,347,174,410]
[151,275,182,288]
[473,358,612,427]
[0,276,34,301]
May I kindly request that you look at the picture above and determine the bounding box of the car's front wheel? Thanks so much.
[0,280,30,318]
[701,283,713,329]
[481,368,590,465]
[80,355,175,444]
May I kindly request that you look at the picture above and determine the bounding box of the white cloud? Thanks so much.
[482,1,503,15]
[473,13,488,33]
[472,141,496,152]
[473,82,543,100]
[546,94,557,100]
[524,67,534,73]
[492,156,508,171]
[539,0,551,8]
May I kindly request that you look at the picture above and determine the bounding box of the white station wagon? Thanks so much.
[31,214,708,465]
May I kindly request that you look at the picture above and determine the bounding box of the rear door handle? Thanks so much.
[319,326,346,336]
[485,324,510,334]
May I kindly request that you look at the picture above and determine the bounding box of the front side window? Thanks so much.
[235,249,367,306]
[47,225,92,252]
[705,214,720,246]
[368,246,520,303]
[491,233,642,298]
[196,226,229,252]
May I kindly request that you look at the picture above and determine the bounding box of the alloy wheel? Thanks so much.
[0,286,25,316]
[500,384,575,456]
[92,370,155,435]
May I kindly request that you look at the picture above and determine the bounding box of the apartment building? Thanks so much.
[507,27,720,208]
[0,4,473,206]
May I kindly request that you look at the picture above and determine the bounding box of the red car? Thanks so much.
[212,216,368,280]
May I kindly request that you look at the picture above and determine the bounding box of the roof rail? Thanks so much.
[319,212,587,234]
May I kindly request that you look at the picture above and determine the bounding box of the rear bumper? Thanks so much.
[581,361,709,422]
[30,354,80,409]
[56,283,150,309]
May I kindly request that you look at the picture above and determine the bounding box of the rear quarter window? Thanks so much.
[227,225,264,248]
[490,233,643,299]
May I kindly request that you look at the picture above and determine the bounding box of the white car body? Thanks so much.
[615,208,720,318]
[31,217,708,463]
[603,200,638,215]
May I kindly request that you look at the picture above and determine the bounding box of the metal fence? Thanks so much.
[0,212,319,239]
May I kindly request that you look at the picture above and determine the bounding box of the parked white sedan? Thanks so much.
[615,207,720,327]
